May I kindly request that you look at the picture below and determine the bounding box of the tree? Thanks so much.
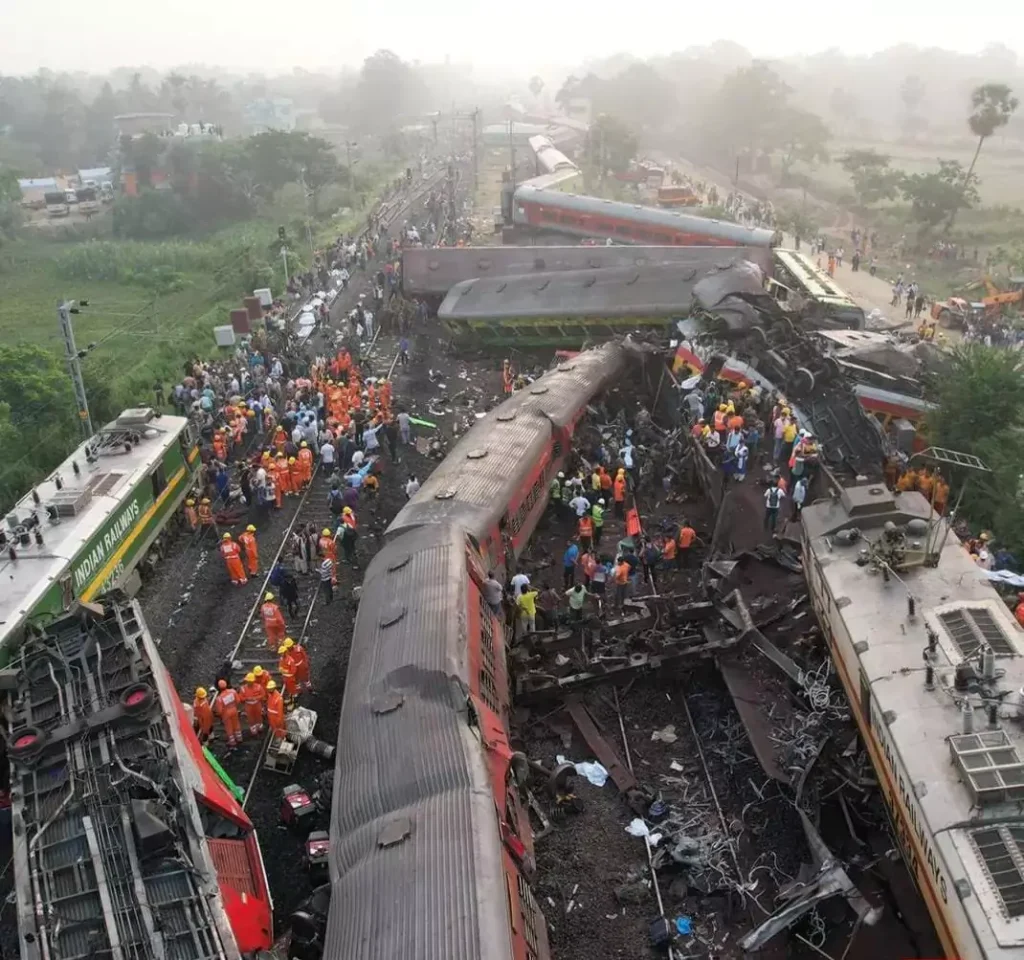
[529,75,545,98]
[586,114,638,173]
[125,132,164,190]
[705,62,792,167]
[354,50,420,134]
[839,149,902,207]
[829,87,862,135]
[947,83,1019,230]
[777,107,830,181]
[901,159,979,230]
[596,63,678,131]
[899,75,926,138]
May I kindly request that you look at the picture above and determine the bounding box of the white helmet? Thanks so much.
[598,498,605,505]
[558,472,565,479]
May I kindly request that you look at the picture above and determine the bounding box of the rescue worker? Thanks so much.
[197,497,214,526]
[276,453,292,499]
[278,644,299,701]
[592,498,605,546]
[340,507,358,564]
[261,592,287,648]
[288,456,302,495]
[284,637,312,692]
[266,680,286,739]
[240,672,265,736]
[212,427,228,462]
[184,498,199,531]
[896,468,918,492]
[613,469,627,518]
[252,665,269,693]
[238,524,259,577]
[298,440,314,487]
[193,687,214,743]
[318,528,339,583]
[677,521,699,567]
[212,679,242,748]
[1015,593,1024,628]
[219,532,247,585]
[578,511,594,553]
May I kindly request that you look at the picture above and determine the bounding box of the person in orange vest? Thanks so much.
[288,456,302,494]
[219,533,247,585]
[212,679,242,748]
[502,358,514,395]
[231,414,245,446]
[599,466,612,495]
[318,528,338,584]
[184,498,199,530]
[662,535,677,565]
[677,521,701,567]
[379,378,392,412]
[261,592,287,648]
[239,672,266,737]
[713,404,727,435]
[282,638,311,692]
[273,426,287,454]
[578,513,594,552]
[265,680,286,739]
[252,665,269,694]
[197,497,214,526]
[367,382,377,413]
[613,469,627,518]
[275,453,292,498]
[278,645,299,701]
[192,687,214,743]
[298,441,314,486]
[238,524,259,577]
[212,427,228,462]
[263,406,276,433]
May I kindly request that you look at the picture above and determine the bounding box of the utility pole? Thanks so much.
[471,107,479,195]
[509,119,516,194]
[57,300,93,440]
[281,247,290,284]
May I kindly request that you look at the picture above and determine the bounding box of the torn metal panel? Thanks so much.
[718,659,787,782]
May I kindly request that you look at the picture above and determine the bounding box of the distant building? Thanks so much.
[115,112,176,137]
[77,167,112,185]
[243,98,296,134]
[18,177,58,205]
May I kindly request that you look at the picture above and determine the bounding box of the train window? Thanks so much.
[971,826,1024,917]
[478,667,501,714]
[151,463,167,499]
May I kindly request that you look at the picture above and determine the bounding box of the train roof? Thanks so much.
[8,599,243,960]
[325,523,514,960]
[402,245,773,298]
[527,134,577,174]
[513,183,777,247]
[438,262,748,321]
[387,343,631,540]
[803,486,1024,954]
[0,410,191,652]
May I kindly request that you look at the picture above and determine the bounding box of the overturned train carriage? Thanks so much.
[327,343,640,960]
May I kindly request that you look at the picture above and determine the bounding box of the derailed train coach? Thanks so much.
[323,343,644,960]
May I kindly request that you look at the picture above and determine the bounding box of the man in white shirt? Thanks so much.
[320,440,336,468]
[569,493,591,518]
[405,475,420,499]
[510,572,530,598]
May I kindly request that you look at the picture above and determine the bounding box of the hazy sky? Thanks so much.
[0,0,1017,75]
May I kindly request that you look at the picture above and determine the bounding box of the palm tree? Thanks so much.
[947,83,1019,230]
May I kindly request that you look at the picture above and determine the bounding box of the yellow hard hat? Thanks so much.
[253,666,265,676]
[246,524,256,532]
[322,528,331,536]
[343,507,352,515]
[277,645,289,655]
[718,404,726,411]
[222,532,232,540]
[186,498,195,506]
[283,638,295,649]
[245,672,255,683]
[782,407,791,416]
[289,456,296,463]
[201,497,210,504]
[738,381,748,388]
[195,687,207,699]
[266,680,277,691]
[301,440,307,447]
[264,591,274,601]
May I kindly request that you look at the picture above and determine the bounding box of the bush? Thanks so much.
[112,190,192,239]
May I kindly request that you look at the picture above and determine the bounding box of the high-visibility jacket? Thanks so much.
[591,472,602,492]
[290,645,310,687]
[550,478,561,500]
[261,602,286,643]
[197,503,213,525]
[591,504,604,527]
[663,538,677,560]
[578,516,593,539]
[184,503,198,529]
[193,698,213,737]
[713,411,726,431]
[279,651,298,696]
[266,690,286,738]
[239,531,259,572]
[678,526,696,549]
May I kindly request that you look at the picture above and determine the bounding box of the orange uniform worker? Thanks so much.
[239,524,259,577]
[252,665,268,693]
[278,645,299,699]
[192,687,214,742]
[282,638,311,692]
[261,592,287,647]
[613,469,627,518]
[184,498,199,530]
[197,497,214,526]
[677,523,698,567]
[298,441,314,486]
[212,679,242,747]
[289,456,302,494]
[1015,593,1024,628]
[266,680,286,739]
[273,426,287,454]
[276,453,293,497]
[212,428,228,462]
[578,513,594,551]
[239,672,266,736]
[318,528,339,584]
[219,533,247,585]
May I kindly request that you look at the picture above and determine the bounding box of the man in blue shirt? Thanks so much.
[563,541,579,589]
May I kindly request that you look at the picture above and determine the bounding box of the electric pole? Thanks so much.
[471,107,479,194]
[57,300,93,440]
[281,247,290,284]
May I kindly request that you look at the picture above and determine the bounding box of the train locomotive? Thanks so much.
[323,343,637,960]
